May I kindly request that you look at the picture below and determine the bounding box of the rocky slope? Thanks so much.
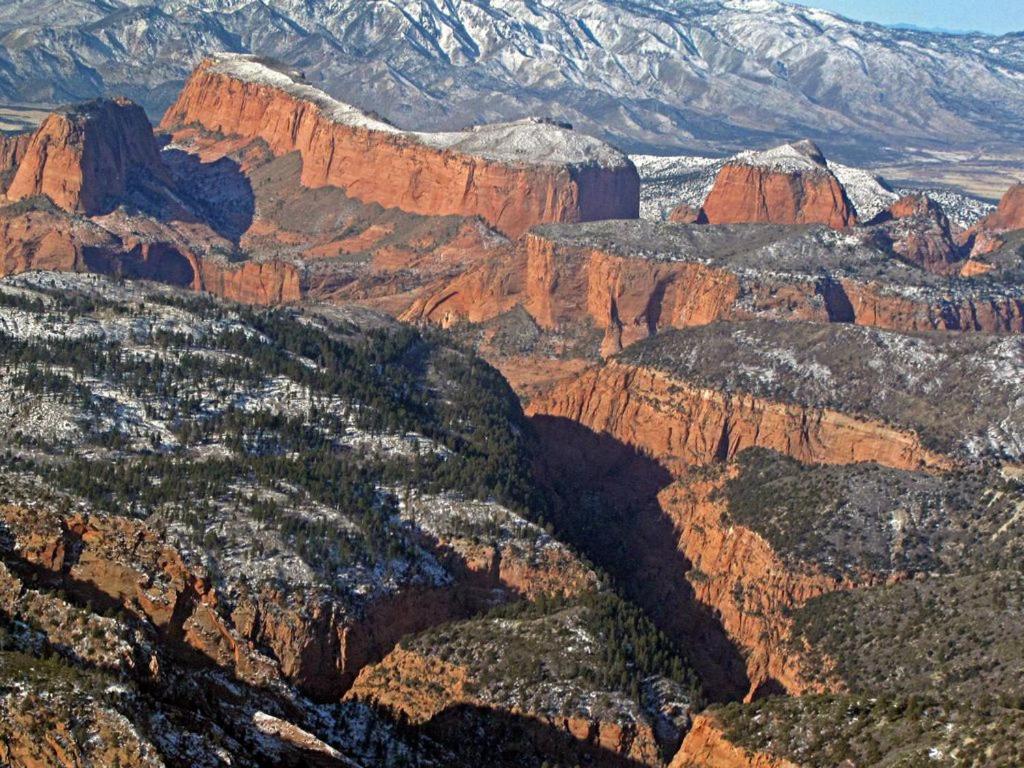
[671,714,798,768]
[0,131,29,192]
[537,320,1024,466]
[699,142,856,229]
[348,594,700,766]
[3,0,1024,161]
[0,271,708,766]
[0,94,514,313]
[160,55,639,238]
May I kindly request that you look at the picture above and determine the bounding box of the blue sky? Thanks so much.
[807,0,1023,34]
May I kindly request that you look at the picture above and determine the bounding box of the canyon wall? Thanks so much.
[529,361,950,474]
[161,56,640,238]
[409,230,1024,359]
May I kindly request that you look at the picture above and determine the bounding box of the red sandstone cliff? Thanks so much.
[658,479,848,699]
[160,55,639,238]
[6,98,169,215]
[701,141,856,229]
[976,183,1024,232]
[347,646,665,766]
[671,715,799,768]
[0,131,31,191]
[526,361,928,700]
[408,228,1024,369]
[527,361,950,475]
[198,257,302,305]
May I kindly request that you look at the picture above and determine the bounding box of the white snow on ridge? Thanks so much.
[210,54,399,134]
[209,53,631,170]
[732,139,829,173]
[828,161,899,221]
[632,144,993,227]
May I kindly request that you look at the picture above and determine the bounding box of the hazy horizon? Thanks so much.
[806,0,1023,34]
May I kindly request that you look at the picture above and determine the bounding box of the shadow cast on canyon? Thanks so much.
[530,414,751,702]
[160,146,256,244]
[420,702,653,767]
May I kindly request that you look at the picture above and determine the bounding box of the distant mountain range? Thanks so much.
[2,0,1024,160]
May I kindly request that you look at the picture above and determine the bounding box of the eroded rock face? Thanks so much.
[347,646,666,767]
[409,222,1024,369]
[528,361,949,476]
[0,504,278,687]
[0,132,31,192]
[977,183,1024,232]
[668,203,704,224]
[6,98,169,215]
[671,715,798,768]
[658,479,849,699]
[869,193,964,273]
[700,141,856,229]
[198,257,302,305]
[161,55,640,238]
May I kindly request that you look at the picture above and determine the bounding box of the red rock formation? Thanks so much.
[976,182,1024,232]
[0,131,31,191]
[840,279,1024,332]
[659,479,848,699]
[198,258,302,304]
[0,209,93,275]
[7,98,169,215]
[528,361,951,475]
[161,56,639,238]
[870,193,964,274]
[671,714,799,768]
[347,646,665,766]
[701,141,856,229]
[527,357,945,699]
[1,505,277,686]
[668,203,704,224]
[524,232,744,355]
[407,228,1024,371]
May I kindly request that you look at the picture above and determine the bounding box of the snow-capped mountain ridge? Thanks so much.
[2,0,1024,159]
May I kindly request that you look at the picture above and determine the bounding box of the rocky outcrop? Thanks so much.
[524,232,743,356]
[231,586,464,701]
[700,141,856,229]
[976,182,1024,232]
[161,55,639,238]
[668,203,704,224]
[409,222,1024,367]
[528,361,950,474]
[671,714,799,768]
[868,193,964,273]
[0,206,112,275]
[198,257,302,305]
[0,132,31,191]
[838,279,1024,332]
[0,504,278,686]
[6,98,169,215]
